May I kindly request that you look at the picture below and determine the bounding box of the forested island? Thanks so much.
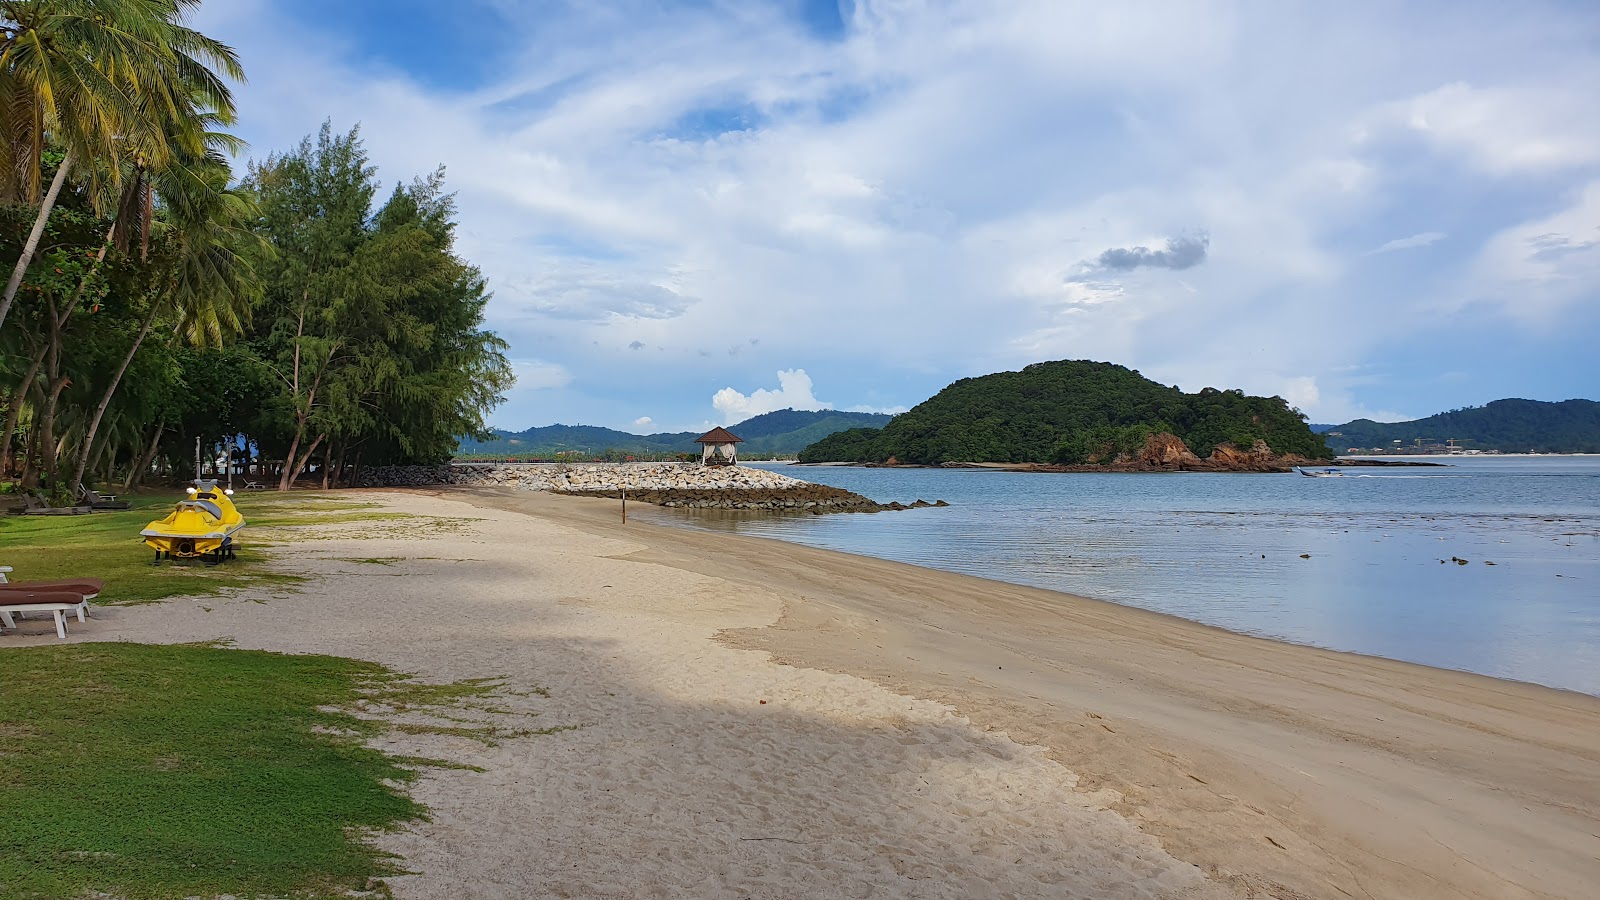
[799,360,1334,470]
[1327,399,1600,454]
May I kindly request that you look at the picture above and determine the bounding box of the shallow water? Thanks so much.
[636,457,1600,695]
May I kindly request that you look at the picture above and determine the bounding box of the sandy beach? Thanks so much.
[10,486,1599,899]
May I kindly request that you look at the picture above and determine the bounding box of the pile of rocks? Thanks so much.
[356,464,495,487]
[356,462,945,513]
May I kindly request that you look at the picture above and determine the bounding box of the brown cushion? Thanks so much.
[0,590,86,606]
[0,578,103,596]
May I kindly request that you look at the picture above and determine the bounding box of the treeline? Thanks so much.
[799,360,1332,464]
[1329,399,1600,453]
[461,409,893,458]
[1,3,509,499]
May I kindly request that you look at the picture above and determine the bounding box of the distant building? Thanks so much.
[694,427,743,467]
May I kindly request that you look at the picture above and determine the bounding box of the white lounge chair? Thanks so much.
[0,566,99,639]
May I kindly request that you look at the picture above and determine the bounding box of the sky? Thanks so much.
[194,0,1600,432]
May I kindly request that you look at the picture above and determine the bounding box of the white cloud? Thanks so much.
[1371,232,1445,254]
[1469,181,1600,319]
[507,359,572,391]
[1376,82,1600,174]
[1282,376,1321,412]
[633,416,654,429]
[198,1,1600,426]
[712,369,827,423]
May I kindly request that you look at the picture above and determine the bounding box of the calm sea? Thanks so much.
[637,457,1600,695]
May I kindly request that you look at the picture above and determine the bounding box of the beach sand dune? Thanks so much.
[16,489,1231,899]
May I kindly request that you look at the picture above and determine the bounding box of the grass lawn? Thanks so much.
[0,491,303,604]
[0,642,426,899]
[0,489,512,897]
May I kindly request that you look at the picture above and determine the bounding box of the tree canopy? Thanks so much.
[798,360,1332,464]
[2,118,513,498]
[1327,399,1600,453]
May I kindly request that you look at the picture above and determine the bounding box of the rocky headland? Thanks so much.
[356,462,941,512]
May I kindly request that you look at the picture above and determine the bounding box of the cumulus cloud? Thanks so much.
[1095,234,1210,272]
[712,369,828,423]
[633,416,654,429]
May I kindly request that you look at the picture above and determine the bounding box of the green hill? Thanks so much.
[1326,399,1600,453]
[799,360,1331,464]
[459,409,893,459]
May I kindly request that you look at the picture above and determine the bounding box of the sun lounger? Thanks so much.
[0,579,103,599]
[0,568,100,639]
[19,492,93,515]
[0,591,89,639]
[75,486,131,510]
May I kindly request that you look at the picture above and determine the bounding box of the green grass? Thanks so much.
[0,642,427,899]
[0,492,302,604]
[0,489,554,896]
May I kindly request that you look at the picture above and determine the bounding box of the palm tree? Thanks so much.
[69,151,263,490]
[0,0,243,333]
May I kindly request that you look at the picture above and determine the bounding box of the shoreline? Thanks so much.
[790,458,1446,470]
[12,486,1597,898]
[459,486,1600,900]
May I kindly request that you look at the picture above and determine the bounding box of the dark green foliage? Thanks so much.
[461,408,893,458]
[798,360,1332,464]
[1327,399,1600,453]
[1052,423,1168,464]
[0,643,423,899]
[799,426,891,463]
[242,123,513,473]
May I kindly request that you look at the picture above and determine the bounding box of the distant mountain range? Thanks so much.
[1326,399,1600,453]
[459,409,894,458]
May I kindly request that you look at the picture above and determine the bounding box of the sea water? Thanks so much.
[638,456,1600,695]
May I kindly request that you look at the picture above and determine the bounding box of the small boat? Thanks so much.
[142,479,245,563]
[1296,467,1345,477]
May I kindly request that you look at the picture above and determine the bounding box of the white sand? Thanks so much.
[10,490,1230,899]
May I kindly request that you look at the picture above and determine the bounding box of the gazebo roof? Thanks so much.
[693,426,743,444]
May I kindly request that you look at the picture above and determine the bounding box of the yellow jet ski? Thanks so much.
[142,479,245,563]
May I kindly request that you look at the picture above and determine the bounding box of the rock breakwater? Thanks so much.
[356,462,940,513]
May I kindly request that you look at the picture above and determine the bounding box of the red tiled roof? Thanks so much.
[694,426,743,444]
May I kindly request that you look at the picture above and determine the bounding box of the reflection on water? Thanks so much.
[635,457,1600,695]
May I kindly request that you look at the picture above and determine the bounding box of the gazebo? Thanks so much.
[694,427,743,467]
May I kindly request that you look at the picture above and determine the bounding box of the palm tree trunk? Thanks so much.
[124,423,164,492]
[0,346,46,478]
[70,304,159,490]
[0,152,71,333]
[40,374,70,491]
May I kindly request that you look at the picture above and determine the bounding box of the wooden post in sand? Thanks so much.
[621,488,627,524]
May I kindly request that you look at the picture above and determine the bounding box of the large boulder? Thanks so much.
[1139,432,1203,467]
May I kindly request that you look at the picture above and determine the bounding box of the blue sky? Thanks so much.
[197,0,1600,431]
